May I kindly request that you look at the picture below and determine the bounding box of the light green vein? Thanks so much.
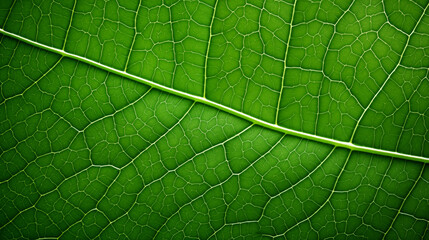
[1,28,428,164]
[349,2,429,142]
[275,0,296,125]
[203,0,218,98]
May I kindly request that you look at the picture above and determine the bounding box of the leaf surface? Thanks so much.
[0,0,428,239]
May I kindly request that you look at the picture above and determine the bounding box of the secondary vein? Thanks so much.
[275,0,297,125]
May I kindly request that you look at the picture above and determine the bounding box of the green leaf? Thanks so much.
[0,0,428,239]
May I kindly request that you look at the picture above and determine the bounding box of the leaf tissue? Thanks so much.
[0,0,428,239]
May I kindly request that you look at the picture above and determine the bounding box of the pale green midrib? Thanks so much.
[1,28,428,164]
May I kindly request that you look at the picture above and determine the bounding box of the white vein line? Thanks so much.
[62,0,77,50]
[203,0,219,98]
[349,2,429,141]
[1,28,428,164]
[275,0,296,125]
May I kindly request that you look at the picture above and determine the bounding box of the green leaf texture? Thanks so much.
[0,0,428,239]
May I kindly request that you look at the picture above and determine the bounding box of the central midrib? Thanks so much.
[1,28,428,164]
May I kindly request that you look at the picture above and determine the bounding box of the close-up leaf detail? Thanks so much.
[0,0,428,239]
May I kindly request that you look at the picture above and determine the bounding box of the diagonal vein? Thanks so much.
[0,28,428,164]
[275,0,296,125]
[349,2,429,142]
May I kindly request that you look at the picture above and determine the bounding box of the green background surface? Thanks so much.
[0,0,428,239]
